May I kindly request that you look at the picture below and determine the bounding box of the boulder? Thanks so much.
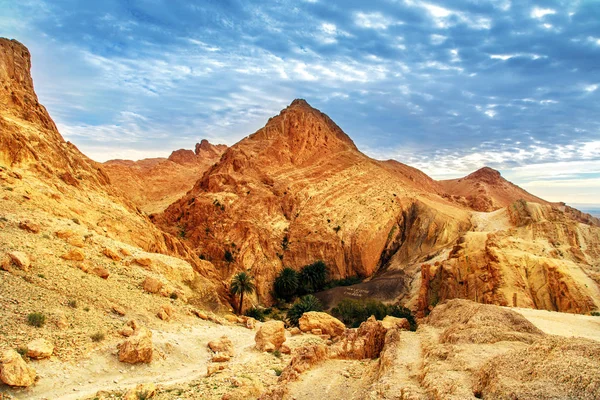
[0,350,37,387]
[299,312,346,338]
[67,236,85,247]
[330,316,388,360]
[120,248,132,256]
[118,327,153,364]
[381,316,410,330]
[8,251,30,271]
[62,248,84,261]
[55,230,74,239]
[119,326,135,337]
[123,383,156,400]
[111,304,126,316]
[208,336,234,357]
[143,277,163,294]
[255,321,286,352]
[157,304,174,321]
[102,247,122,261]
[289,327,301,336]
[26,338,54,359]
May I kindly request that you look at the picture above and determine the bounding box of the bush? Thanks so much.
[274,267,299,301]
[90,332,105,342]
[332,299,417,330]
[224,250,234,263]
[244,307,266,322]
[324,276,362,289]
[591,311,600,316]
[27,312,46,328]
[298,261,328,294]
[67,299,77,308]
[286,295,323,327]
[273,367,283,376]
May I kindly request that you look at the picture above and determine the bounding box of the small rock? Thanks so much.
[119,326,135,337]
[18,220,40,234]
[208,336,234,357]
[211,354,230,362]
[192,309,208,320]
[280,343,291,354]
[111,305,126,316]
[289,327,301,336]
[143,277,163,294]
[55,230,75,239]
[134,257,152,267]
[102,248,122,261]
[119,248,132,257]
[8,251,30,271]
[92,266,110,279]
[61,248,85,261]
[0,350,37,387]
[26,338,54,359]
[381,316,410,330]
[299,312,346,338]
[67,236,85,248]
[206,364,226,377]
[311,329,323,335]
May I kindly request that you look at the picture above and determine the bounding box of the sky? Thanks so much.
[1,0,600,204]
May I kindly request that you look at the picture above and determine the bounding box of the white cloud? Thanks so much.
[530,7,556,19]
[354,12,398,30]
[584,84,598,92]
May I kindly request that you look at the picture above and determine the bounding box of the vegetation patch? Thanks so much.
[332,298,417,330]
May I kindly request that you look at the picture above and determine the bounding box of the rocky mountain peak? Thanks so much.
[465,166,502,184]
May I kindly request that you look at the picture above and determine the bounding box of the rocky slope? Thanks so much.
[103,140,227,214]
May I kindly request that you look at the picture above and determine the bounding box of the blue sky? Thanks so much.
[2,0,600,204]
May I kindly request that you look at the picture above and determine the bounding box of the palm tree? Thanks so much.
[274,267,299,301]
[230,272,255,315]
[286,295,323,327]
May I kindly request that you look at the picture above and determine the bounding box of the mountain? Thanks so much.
[103,140,227,213]
[439,166,549,211]
[154,98,600,314]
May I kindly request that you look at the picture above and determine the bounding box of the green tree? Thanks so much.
[299,260,328,293]
[286,295,323,327]
[274,267,299,301]
[230,272,255,315]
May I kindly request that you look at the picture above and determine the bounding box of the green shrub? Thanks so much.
[244,306,266,322]
[67,299,78,308]
[298,261,328,294]
[324,276,362,289]
[274,267,299,301]
[287,295,323,327]
[15,346,28,357]
[170,292,178,300]
[224,250,234,263]
[332,299,417,330]
[27,312,46,328]
[273,367,283,376]
[90,332,105,342]
[273,349,281,358]
[591,311,600,316]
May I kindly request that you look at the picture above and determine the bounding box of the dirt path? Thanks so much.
[4,321,256,400]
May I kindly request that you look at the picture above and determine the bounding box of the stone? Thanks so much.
[224,314,239,324]
[26,338,54,359]
[206,364,226,377]
[208,336,234,357]
[92,266,110,279]
[8,251,30,270]
[299,312,346,338]
[157,305,174,321]
[289,327,301,336]
[255,320,286,352]
[55,230,75,239]
[120,248,132,256]
[102,247,121,261]
[381,316,410,330]
[19,220,40,233]
[55,313,69,330]
[111,305,126,316]
[192,309,208,320]
[67,236,85,247]
[123,383,156,400]
[62,248,84,261]
[211,354,230,362]
[119,326,134,337]
[330,316,388,360]
[280,343,291,354]
[0,350,37,387]
[143,277,163,294]
[118,327,153,364]
[134,257,152,267]
[311,328,323,335]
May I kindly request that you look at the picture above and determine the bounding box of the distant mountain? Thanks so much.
[103,140,227,213]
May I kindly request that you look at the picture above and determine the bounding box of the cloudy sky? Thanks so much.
[2,0,599,205]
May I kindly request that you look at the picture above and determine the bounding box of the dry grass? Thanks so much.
[474,336,600,400]
[427,299,544,344]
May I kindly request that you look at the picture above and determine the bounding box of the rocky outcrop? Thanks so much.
[0,350,37,387]
[330,316,388,359]
[298,312,346,337]
[255,321,286,352]
[118,327,153,364]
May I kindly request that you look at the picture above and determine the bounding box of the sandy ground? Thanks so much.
[513,307,600,341]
